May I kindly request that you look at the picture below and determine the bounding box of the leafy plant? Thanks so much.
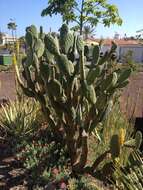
[41,0,122,34]
[83,25,95,40]
[17,140,52,169]
[68,176,102,190]
[15,24,132,175]
[122,50,137,71]
[7,21,17,40]
[17,139,70,187]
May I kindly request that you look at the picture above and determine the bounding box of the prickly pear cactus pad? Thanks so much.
[15,24,132,174]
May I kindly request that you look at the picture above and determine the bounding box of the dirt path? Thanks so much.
[0,145,27,190]
[120,71,143,118]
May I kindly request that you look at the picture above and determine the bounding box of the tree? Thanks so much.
[41,0,122,35]
[83,25,95,40]
[0,32,3,44]
[7,21,17,40]
[136,29,143,42]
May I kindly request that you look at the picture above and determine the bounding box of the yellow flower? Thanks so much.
[12,53,17,65]
[119,128,125,146]
[16,41,20,55]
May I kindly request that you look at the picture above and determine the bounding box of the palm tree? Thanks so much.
[7,22,17,41]
[136,29,143,42]
[0,32,3,44]
[83,25,95,40]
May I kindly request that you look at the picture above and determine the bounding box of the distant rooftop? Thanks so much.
[86,38,142,46]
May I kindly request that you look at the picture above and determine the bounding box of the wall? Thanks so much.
[119,46,143,63]
[101,44,143,63]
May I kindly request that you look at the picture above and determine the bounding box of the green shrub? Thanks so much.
[17,139,70,186]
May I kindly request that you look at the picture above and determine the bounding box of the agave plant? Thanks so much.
[0,98,40,143]
[112,151,143,190]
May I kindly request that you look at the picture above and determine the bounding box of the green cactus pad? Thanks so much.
[116,80,129,89]
[47,79,63,98]
[86,66,101,85]
[110,134,121,159]
[40,62,50,82]
[83,82,97,104]
[26,25,38,39]
[64,33,74,54]
[98,51,109,65]
[135,131,142,149]
[112,72,118,87]
[76,35,84,53]
[34,39,45,58]
[111,41,117,52]
[56,54,73,77]
[101,72,118,91]
[25,32,34,48]
[117,68,131,84]
[92,45,100,65]
[44,34,60,55]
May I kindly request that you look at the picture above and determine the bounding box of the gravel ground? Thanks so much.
[0,71,16,102]
[120,71,143,118]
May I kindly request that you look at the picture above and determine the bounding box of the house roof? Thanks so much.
[84,39,99,45]
[86,37,142,46]
[103,39,140,46]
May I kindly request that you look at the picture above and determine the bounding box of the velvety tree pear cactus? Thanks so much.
[15,24,132,174]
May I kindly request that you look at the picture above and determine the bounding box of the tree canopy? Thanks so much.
[7,22,17,31]
[7,22,17,38]
[41,0,122,34]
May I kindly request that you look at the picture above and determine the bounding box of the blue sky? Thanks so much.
[0,0,143,38]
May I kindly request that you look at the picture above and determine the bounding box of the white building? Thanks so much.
[0,33,16,45]
[100,39,143,63]
[86,38,143,63]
